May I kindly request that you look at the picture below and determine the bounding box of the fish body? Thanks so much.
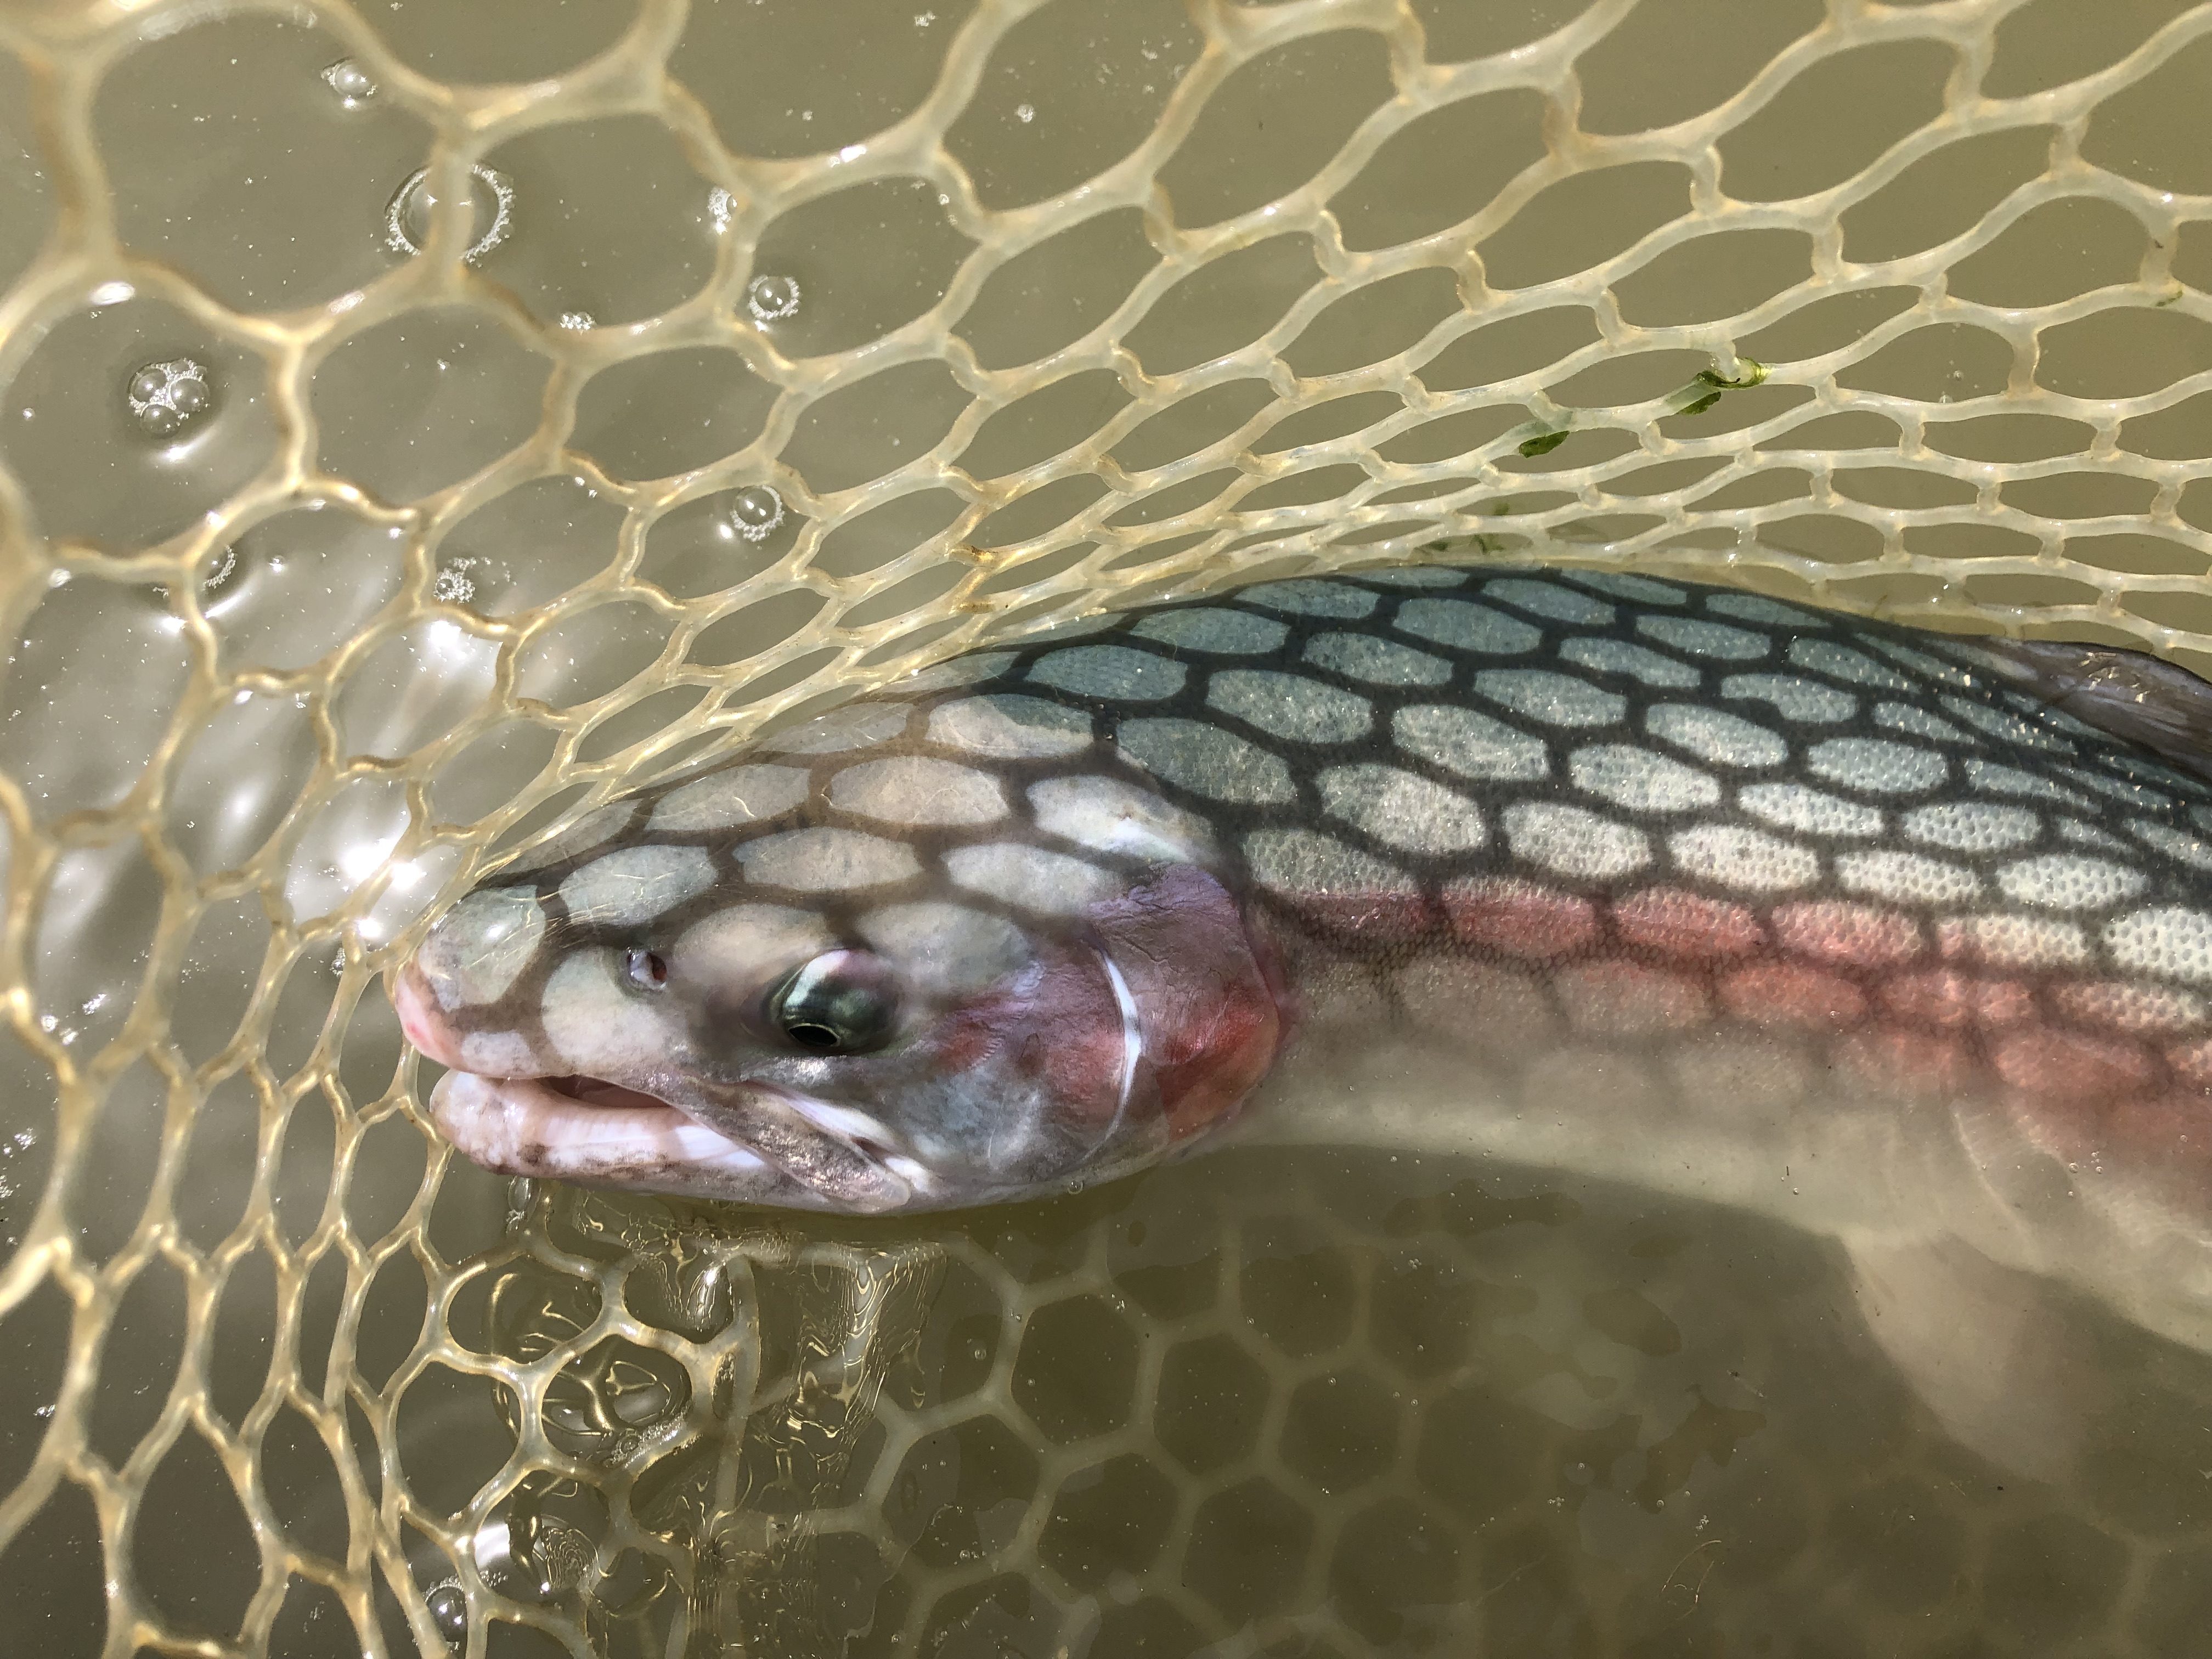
[398,564,2212,1362]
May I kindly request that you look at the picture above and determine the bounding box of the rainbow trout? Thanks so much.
[397,566,2212,1442]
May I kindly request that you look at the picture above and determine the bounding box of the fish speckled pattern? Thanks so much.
[398,564,2212,1383]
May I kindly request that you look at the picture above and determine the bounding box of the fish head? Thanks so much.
[395,690,1288,1214]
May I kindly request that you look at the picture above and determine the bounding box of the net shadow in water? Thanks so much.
[351,1144,2212,1658]
[9,0,2212,1652]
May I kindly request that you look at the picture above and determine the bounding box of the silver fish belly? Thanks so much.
[396,564,2212,1368]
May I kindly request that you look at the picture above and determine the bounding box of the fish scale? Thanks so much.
[398,563,2212,1398]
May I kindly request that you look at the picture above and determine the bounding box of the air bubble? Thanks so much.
[726,484,786,541]
[746,273,802,323]
[708,187,736,234]
[432,563,477,605]
[1016,103,1036,124]
[384,164,516,266]
[319,58,379,108]
[557,312,595,332]
[471,1496,562,1602]
[125,358,212,437]
[425,1580,467,1646]
[199,544,240,595]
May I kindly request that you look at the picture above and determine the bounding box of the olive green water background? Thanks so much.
[7,0,2212,1654]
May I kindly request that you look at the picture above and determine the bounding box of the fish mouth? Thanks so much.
[540,1073,671,1113]
[393,969,922,1214]
[425,1070,923,1214]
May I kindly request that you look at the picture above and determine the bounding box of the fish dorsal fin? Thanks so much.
[1974,638,2212,786]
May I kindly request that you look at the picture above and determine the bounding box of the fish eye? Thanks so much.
[766,950,898,1055]
[624,948,669,990]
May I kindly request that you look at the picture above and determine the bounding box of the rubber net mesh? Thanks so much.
[6,0,2212,1654]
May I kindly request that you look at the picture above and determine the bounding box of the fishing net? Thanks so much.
[5,0,2212,1652]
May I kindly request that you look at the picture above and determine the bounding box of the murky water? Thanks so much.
[7,0,2212,1654]
[369,1149,2212,1657]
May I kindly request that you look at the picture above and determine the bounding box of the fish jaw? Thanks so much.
[394,966,927,1212]
[427,1070,810,1203]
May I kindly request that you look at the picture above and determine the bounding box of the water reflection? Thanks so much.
[414,1143,2212,1655]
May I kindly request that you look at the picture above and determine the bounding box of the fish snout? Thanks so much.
[392,964,475,1073]
[411,885,550,1012]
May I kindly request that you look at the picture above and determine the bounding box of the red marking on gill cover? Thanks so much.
[929,1009,1000,1079]
[1090,865,1284,1142]
[932,946,1128,1125]
[1031,959,1135,1122]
